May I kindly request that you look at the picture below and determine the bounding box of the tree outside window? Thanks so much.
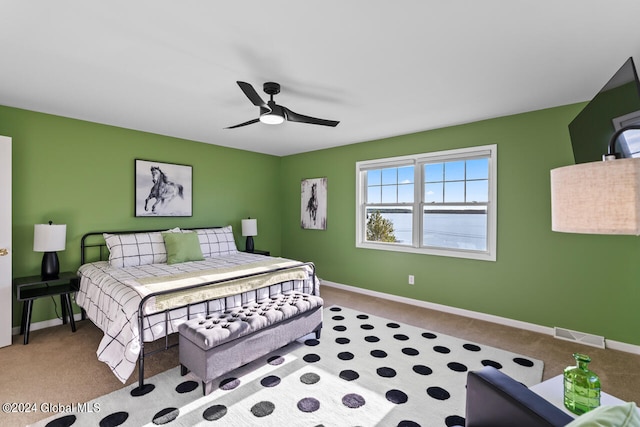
[366,210,397,242]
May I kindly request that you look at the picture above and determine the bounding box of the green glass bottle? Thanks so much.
[563,353,601,415]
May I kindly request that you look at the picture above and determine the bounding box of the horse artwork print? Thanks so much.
[301,177,327,230]
[306,183,319,225]
[135,160,192,217]
[145,166,183,213]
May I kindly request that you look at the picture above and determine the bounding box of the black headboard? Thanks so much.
[80,226,222,265]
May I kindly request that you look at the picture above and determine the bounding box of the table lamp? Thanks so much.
[241,218,257,253]
[33,221,66,280]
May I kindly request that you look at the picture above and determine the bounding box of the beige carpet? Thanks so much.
[1,285,638,426]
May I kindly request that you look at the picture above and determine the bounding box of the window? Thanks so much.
[613,110,640,157]
[356,144,497,261]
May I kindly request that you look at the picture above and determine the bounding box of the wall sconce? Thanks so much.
[33,221,66,279]
[241,218,258,253]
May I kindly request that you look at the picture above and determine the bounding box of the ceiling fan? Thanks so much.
[226,81,339,129]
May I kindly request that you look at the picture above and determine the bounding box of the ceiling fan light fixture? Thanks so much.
[226,81,339,129]
[259,112,285,125]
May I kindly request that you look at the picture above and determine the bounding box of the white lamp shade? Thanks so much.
[241,218,258,237]
[33,223,67,252]
[550,158,640,235]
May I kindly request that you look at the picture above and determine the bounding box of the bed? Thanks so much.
[75,226,319,391]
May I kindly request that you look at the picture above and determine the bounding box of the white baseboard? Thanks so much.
[321,280,640,355]
[11,313,83,336]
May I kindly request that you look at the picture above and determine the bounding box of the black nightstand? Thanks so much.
[245,249,270,256]
[13,271,79,344]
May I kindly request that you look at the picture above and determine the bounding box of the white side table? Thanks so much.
[530,375,637,417]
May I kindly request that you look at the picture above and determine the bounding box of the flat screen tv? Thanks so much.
[568,57,640,164]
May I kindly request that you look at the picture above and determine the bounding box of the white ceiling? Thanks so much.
[2,1,640,156]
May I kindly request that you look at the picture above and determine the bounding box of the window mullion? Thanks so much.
[415,163,422,248]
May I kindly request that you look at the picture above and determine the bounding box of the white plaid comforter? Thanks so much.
[75,252,318,383]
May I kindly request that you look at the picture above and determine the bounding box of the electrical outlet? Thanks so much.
[408,275,415,285]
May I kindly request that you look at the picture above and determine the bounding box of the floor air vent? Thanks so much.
[554,327,606,349]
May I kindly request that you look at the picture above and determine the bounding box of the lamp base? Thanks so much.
[41,251,60,280]
[245,236,254,253]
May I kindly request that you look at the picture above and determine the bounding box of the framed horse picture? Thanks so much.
[135,159,193,217]
[301,177,327,230]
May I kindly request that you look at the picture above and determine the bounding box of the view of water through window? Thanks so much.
[374,211,487,251]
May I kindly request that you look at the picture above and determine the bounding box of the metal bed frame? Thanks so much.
[79,227,318,395]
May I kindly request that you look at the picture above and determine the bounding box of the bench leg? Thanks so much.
[180,364,189,376]
[314,328,321,339]
[203,381,214,396]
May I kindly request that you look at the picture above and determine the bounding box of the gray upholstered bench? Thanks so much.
[178,291,323,395]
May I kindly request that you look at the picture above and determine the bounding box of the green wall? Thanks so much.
[3,102,639,347]
[0,105,282,327]
[280,104,640,346]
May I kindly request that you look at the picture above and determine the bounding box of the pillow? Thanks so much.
[195,226,238,258]
[566,402,640,427]
[104,232,167,268]
[162,231,204,264]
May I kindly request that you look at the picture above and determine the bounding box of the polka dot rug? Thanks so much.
[33,305,543,427]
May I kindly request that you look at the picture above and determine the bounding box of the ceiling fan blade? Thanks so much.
[225,118,260,129]
[282,106,339,127]
[237,81,269,110]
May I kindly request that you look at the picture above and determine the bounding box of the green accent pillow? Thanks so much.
[566,402,640,427]
[162,231,204,264]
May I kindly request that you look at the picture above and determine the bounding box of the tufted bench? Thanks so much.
[179,291,323,395]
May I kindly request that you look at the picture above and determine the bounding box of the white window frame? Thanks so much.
[355,144,497,261]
